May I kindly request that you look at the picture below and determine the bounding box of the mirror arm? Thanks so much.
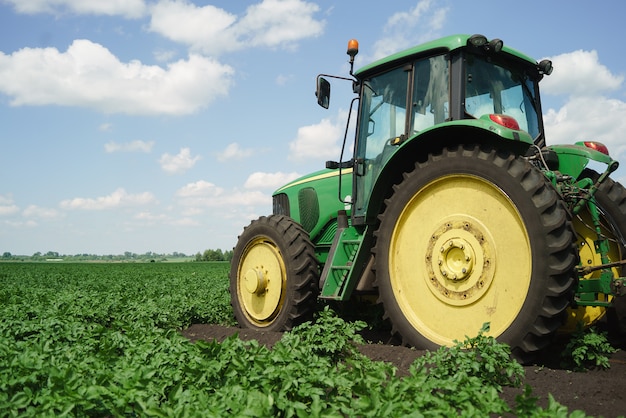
[317,73,355,82]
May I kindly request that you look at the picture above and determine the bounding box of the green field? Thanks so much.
[0,262,580,416]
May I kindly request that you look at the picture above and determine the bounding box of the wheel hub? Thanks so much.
[438,238,475,281]
[244,268,266,295]
[426,218,495,306]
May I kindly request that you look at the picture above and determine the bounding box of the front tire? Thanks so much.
[230,215,319,331]
[374,145,577,361]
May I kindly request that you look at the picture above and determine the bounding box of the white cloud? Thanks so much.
[159,148,201,174]
[22,205,61,219]
[0,40,234,115]
[176,180,222,197]
[244,172,301,189]
[0,194,19,216]
[288,117,343,161]
[236,0,323,49]
[4,220,37,228]
[541,49,626,162]
[4,0,147,18]
[541,50,623,97]
[217,143,254,162]
[149,0,324,56]
[149,1,238,54]
[135,211,168,221]
[60,188,156,210]
[105,140,154,153]
[178,190,270,208]
[544,96,626,159]
[153,49,177,63]
[370,0,449,61]
[98,123,113,132]
[176,181,269,208]
[0,204,20,216]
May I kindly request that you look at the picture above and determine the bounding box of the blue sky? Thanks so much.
[1,0,625,256]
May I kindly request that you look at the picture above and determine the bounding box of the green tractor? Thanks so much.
[230,34,626,362]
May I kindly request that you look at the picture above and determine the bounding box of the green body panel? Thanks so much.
[547,143,615,179]
[273,168,352,258]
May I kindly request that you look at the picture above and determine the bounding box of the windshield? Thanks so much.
[464,54,540,139]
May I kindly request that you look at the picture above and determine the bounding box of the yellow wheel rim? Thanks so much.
[237,237,286,326]
[562,211,619,333]
[389,174,531,346]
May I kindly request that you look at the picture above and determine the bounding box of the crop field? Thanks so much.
[0,262,593,416]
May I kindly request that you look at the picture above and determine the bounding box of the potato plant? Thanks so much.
[0,263,586,416]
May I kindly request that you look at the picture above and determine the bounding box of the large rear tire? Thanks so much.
[564,169,626,335]
[374,145,577,362]
[230,215,319,331]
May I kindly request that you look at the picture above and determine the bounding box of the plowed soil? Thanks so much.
[182,324,626,417]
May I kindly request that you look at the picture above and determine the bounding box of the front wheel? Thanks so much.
[230,215,319,331]
[374,145,577,362]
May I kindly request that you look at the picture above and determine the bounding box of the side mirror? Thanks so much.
[316,77,330,109]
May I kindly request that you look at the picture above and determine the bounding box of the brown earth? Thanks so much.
[182,324,626,418]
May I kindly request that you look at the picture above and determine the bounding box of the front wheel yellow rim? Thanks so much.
[237,237,286,326]
[389,174,532,346]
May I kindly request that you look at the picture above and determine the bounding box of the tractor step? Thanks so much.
[318,211,366,300]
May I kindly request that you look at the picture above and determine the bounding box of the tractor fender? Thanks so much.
[363,120,534,225]
[547,143,617,179]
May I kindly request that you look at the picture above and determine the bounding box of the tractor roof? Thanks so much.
[354,34,537,77]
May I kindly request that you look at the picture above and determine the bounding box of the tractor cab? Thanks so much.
[319,34,552,224]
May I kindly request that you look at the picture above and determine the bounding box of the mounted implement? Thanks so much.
[230,34,626,362]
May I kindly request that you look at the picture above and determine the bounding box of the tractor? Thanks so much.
[229,34,626,362]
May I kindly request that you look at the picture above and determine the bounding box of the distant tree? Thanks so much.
[214,249,224,261]
[195,249,230,262]
[202,249,214,261]
[2,252,11,258]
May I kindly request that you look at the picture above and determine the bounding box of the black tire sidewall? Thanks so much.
[230,215,318,332]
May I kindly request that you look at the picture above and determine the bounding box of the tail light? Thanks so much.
[489,114,520,130]
[581,141,610,156]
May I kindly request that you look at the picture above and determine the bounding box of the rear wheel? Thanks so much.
[230,215,319,331]
[374,145,577,362]
[563,169,626,334]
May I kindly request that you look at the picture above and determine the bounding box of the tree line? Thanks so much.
[194,249,233,262]
[1,249,233,262]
